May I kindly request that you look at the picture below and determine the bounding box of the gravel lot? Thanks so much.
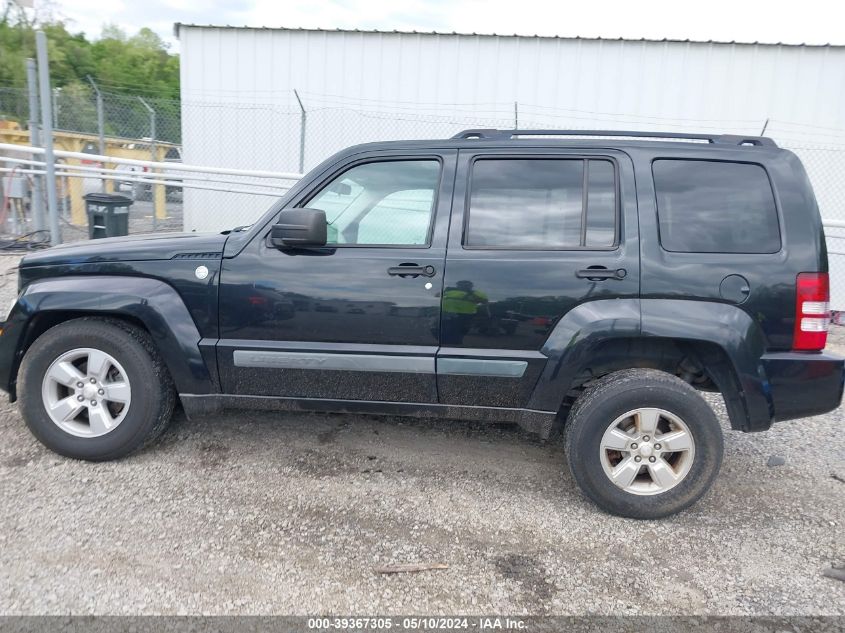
[0,252,842,616]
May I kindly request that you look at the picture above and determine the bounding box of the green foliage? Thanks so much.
[0,10,179,98]
[0,8,181,142]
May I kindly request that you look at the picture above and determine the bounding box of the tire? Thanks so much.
[18,318,175,461]
[564,368,723,519]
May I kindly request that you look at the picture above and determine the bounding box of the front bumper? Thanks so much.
[0,311,26,401]
[762,351,845,422]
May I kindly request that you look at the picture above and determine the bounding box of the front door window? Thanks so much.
[305,160,441,246]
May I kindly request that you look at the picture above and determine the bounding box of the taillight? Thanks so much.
[793,272,830,351]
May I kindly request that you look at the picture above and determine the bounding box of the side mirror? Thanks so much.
[270,208,327,248]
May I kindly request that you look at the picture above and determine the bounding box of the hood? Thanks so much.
[19,232,229,268]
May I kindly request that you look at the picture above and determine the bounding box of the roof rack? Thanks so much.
[451,129,777,147]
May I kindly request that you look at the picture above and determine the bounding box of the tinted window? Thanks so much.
[466,159,616,249]
[653,160,780,253]
[306,160,440,246]
[586,160,616,247]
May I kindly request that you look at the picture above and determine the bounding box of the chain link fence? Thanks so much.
[1,84,183,242]
[802,157,845,310]
[0,86,180,143]
[2,84,845,305]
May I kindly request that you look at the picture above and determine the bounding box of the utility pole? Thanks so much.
[87,75,106,191]
[294,89,306,173]
[25,58,45,233]
[35,31,61,245]
[514,101,518,129]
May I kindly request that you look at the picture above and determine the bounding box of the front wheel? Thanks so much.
[18,318,175,461]
[564,369,723,519]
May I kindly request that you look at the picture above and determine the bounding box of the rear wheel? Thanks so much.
[18,318,175,461]
[564,369,723,519]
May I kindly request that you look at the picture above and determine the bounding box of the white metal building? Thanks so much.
[175,25,845,304]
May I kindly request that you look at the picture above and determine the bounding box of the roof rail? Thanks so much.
[451,129,777,147]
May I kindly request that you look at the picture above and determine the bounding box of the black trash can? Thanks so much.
[83,193,132,239]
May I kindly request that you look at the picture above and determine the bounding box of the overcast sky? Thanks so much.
[45,0,845,49]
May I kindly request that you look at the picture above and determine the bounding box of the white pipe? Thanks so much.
[59,172,291,198]
[1,156,42,166]
[64,164,291,190]
[3,155,297,191]
[14,159,295,190]
[0,142,303,180]
[0,167,44,175]
[68,173,292,197]
[0,167,292,198]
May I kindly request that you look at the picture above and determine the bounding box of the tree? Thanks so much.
[0,9,181,142]
[0,10,179,98]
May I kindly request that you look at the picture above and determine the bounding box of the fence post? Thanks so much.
[138,96,165,226]
[35,31,61,245]
[51,87,59,129]
[86,75,108,192]
[25,58,46,233]
[294,89,306,173]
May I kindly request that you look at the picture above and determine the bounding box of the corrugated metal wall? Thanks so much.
[178,26,845,304]
[180,27,845,126]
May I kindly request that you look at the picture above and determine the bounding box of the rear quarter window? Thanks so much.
[652,159,781,254]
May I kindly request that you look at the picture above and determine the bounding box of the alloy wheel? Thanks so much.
[41,347,132,438]
[599,407,696,496]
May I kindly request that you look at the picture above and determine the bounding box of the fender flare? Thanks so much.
[527,298,771,431]
[527,299,641,411]
[640,298,772,430]
[1,276,217,397]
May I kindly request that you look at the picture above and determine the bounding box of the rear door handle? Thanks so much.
[387,264,436,278]
[576,266,627,281]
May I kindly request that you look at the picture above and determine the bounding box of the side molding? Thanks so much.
[437,358,528,378]
[233,350,434,373]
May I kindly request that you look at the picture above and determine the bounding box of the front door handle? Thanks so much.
[387,263,436,278]
[576,266,627,281]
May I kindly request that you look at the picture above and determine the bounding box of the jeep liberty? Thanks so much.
[2,129,842,518]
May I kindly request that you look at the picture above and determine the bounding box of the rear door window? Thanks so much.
[652,160,780,254]
[465,158,617,249]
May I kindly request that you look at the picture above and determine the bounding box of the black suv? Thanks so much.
[2,129,842,519]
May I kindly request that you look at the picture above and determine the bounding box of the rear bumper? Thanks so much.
[762,351,844,423]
